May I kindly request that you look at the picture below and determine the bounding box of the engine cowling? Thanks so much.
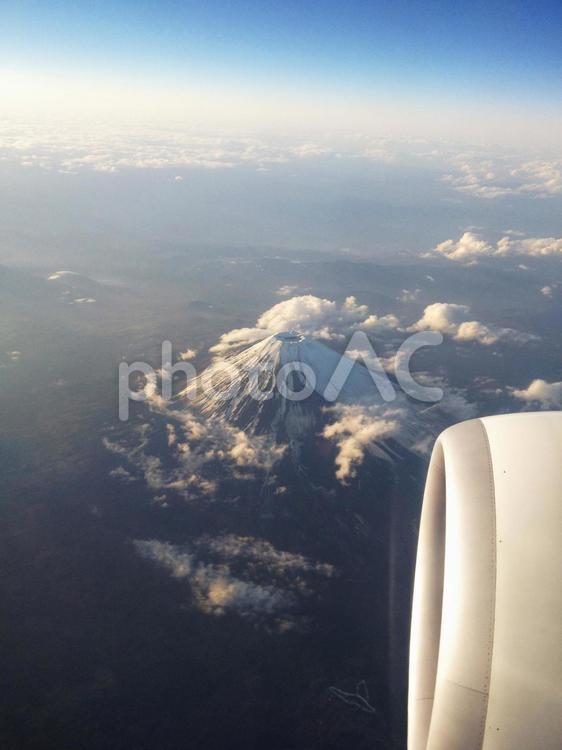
[408,412,562,750]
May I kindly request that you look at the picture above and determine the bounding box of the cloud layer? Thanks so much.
[0,127,339,174]
[443,155,562,198]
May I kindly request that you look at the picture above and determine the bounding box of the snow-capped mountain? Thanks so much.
[177,329,470,470]
[182,330,389,442]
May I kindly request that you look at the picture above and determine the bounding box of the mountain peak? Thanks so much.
[272,330,305,342]
[182,332,388,442]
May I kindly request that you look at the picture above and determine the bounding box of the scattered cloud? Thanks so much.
[178,348,197,361]
[228,429,286,469]
[427,231,562,263]
[443,155,562,198]
[4,125,561,209]
[47,270,81,281]
[104,400,286,500]
[429,232,494,263]
[359,312,400,331]
[275,285,299,297]
[134,535,335,628]
[398,288,421,302]
[134,539,293,619]
[497,235,562,257]
[166,423,177,446]
[194,534,335,579]
[109,466,136,483]
[411,302,536,345]
[417,381,478,421]
[510,379,562,409]
[321,385,474,481]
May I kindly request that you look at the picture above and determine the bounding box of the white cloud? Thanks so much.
[275,285,299,297]
[411,302,469,335]
[209,327,270,354]
[134,535,334,628]
[429,231,562,264]
[166,423,177,447]
[47,270,81,281]
[496,235,562,257]
[541,286,553,297]
[454,321,505,345]
[3,122,560,192]
[290,143,334,159]
[109,466,136,483]
[443,155,562,199]
[319,372,478,476]
[178,348,197,360]
[322,405,403,483]
[194,534,335,579]
[0,126,342,175]
[419,383,478,422]
[227,430,285,469]
[209,295,399,354]
[359,313,400,331]
[257,295,371,339]
[431,232,494,262]
[104,402,286,500]
[510,379,562,409]
[398,288,421,302]
[134,539,291,618]
[411,302,536,345]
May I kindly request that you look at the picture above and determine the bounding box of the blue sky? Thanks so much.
[2,0,561,102]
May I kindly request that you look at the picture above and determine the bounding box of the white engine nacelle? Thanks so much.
[408,412,562,750]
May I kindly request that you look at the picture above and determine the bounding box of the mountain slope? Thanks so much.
[182,330,391,440]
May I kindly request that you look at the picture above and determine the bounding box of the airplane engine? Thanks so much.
[408,412,562,750]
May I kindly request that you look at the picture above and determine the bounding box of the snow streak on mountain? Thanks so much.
[183,330,391,439]
[177,328,475,475]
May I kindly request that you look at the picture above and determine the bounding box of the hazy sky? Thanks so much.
[2,0,561,143]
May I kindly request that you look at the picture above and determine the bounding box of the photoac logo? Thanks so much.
[118,331,443,420]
